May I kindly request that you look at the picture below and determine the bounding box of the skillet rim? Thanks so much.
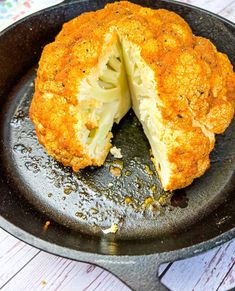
[0,215,235,262]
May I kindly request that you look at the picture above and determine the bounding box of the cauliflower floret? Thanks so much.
[30,1,235,190]
[110,146,123,158]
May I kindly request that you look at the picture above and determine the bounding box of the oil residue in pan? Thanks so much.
[8,78,171,233]
[3,67,235,239]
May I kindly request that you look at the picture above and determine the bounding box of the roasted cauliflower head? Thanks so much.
[30,1,235,191]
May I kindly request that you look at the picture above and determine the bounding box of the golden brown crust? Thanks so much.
[30,1,235,190]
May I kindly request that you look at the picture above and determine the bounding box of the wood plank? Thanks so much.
[1,251,129,291]
[192,239,235,291]
[179,0,234,14]
[0,228,39,288]
[218,262,235,291]
[161,239,235,291]
[161,245,220,290]
[220,1,235,22]
[0,0,63,32]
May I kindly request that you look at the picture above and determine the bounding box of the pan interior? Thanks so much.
[0,0,234,256]
[1,64,234,240]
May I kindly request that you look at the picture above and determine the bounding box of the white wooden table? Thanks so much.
[0,0,235,290]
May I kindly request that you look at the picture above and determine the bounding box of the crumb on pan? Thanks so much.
[110,146,123,158]
[43,220,50,231]
[102,223,119,234]
[41,280,46,286]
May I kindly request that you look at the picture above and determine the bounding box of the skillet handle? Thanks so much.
[96,255,168,291]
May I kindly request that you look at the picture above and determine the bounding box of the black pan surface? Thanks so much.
[0,1,234,290]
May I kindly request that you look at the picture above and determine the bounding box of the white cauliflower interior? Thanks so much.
[78,38,131,160]
[121,37,171,187]
[77,33,172,183]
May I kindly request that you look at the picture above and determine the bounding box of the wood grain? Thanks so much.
[0,228,39,288]
[218,262,235,291]
[220,1,235,22]
[1,251,129,291]
[161,239,235,291]
[193,240,235,290]
[180,0,234,13]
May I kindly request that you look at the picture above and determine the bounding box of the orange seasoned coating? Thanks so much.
[30,1,235,190]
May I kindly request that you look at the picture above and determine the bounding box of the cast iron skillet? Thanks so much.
[0,0,234,290]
